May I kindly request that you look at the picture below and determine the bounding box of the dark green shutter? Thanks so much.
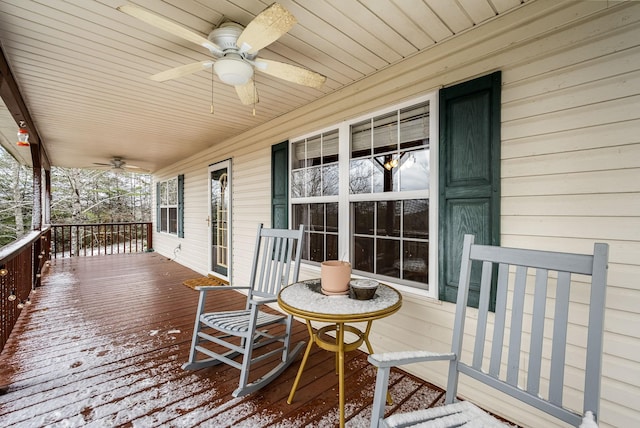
[156,182,161,232]
[438,71,501,308]
[271,141,289,229]
[177,174,184,238]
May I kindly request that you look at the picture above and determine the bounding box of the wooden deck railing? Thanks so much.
[50,222,153,258]
[0,227,51,352]
[1,222,152,352]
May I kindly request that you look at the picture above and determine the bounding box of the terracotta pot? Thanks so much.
[320,260,351,295]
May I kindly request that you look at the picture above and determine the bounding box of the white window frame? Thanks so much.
[290,92,438,298]
[159,176,179,235]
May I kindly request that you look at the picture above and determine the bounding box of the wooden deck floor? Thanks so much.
[0,253,446,427]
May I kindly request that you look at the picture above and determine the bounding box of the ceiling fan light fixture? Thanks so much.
[214,56,254,86]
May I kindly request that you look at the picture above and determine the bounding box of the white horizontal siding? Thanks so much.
[498,9,640,426]
[154,1,640,426]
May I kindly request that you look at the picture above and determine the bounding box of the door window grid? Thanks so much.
[210,164,230,278]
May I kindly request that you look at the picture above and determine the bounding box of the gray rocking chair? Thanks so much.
[182,224,305,397]
[369,234,609,427]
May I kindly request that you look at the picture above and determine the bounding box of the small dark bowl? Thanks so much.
[349,279,378,300]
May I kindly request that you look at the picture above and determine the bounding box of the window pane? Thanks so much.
[400,149,429,191]
[295,203,339,263]
[168,178,178,204]
[351,119,371,158]
[373,156,398,193]
[327,202,338,233]
[404,199,429,239]
[309,233,324,262]
[377,238,400,278]
[169,207,178,234]
[310,204,324,232]
[377,201,400,237]
[349,158,372,194]
[322,163,339,196]
[292,140,306,168]
[354,236,374,272]
[160,181,168,205]
[323,130,339,164]
[373,112,398,155]
[291,169,305,198]
[400,102,429,148]
[160,208,168,232]
[351,198,429,286]
[308,135,322,166]
[302,231,310,260]
[308,166,322,197]
[293,204,308,229]
[403,241,428,283]
[327,234,338,260]
[353,201,374,235]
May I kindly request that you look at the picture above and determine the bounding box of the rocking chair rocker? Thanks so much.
[182,224,305,397]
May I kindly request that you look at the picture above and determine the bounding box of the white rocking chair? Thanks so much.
[369,234,609,427]
[182,224,305,397]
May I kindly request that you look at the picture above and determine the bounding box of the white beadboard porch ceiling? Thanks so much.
[0,0,527,173]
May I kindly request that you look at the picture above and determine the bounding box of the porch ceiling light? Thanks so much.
[213,56,254,86]
[17,128,29,147]
[384,158,398,170]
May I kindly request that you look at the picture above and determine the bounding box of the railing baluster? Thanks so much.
[1,228,50,352]
[46,222,152,259]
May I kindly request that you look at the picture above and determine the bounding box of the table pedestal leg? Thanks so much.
[337,323,345,428]
[287,320,315,404]
[287,319,385,428]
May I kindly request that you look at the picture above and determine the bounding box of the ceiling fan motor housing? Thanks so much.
[209,22,256,85]
[209,22,244,52]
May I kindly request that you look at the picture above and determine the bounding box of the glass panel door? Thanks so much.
[209,160,231,280]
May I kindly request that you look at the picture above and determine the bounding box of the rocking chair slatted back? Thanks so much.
[447,235,609,426]
[249,225,303,300]
[369,235,608,427]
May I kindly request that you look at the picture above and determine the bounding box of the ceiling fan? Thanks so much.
[117,2,326,105]
[93,157,148,173]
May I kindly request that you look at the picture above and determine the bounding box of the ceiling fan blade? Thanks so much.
[124,165,150,173]
[150,61,213,82]
[255,59,326,88]
[235,81,258,105]
[236,3,296,55]
[117,4,221,53]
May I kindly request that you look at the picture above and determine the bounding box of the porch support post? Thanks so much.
[31,143,42,230]
[44,168,51,225]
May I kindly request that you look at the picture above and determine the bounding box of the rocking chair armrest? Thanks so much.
[368,350,456,369]
[249,297,277,305]
[194,285,251,292]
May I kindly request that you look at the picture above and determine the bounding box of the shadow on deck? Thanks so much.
[0,253,445,427]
